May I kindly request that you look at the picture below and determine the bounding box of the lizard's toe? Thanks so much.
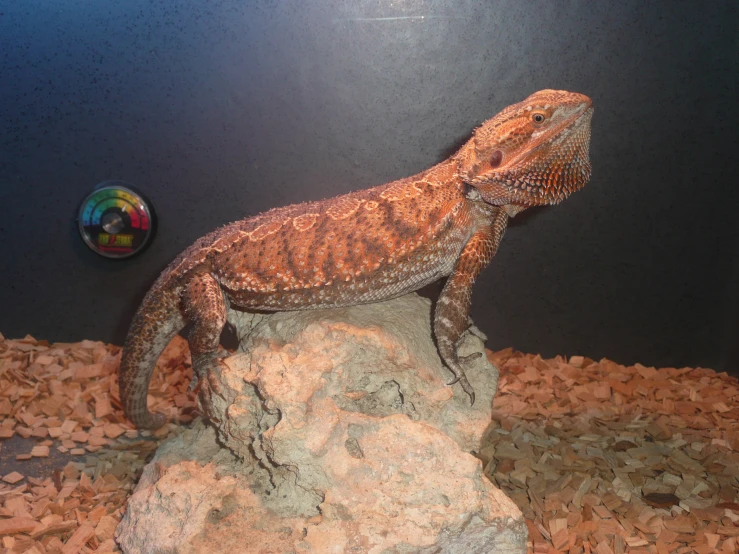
[459,352,483,364]
[458,375,476,405]
[186,374,201,395]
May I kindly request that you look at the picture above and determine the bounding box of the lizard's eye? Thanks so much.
[532,112,546,124]
[489,150,503,169]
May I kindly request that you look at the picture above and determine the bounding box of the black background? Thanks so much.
[1,1,737,375]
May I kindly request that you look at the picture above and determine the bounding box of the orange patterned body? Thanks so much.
[120,90,593,428]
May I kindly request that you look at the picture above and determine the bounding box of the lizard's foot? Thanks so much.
[188,349,228,395]
[461,377,475,405]
[187,373,202,395]
[445,352,481,382]
[445,362,476,405]
[444,348,484,405]
[449,373,475,405]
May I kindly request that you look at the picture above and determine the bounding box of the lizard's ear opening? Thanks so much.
[454,142,514,205]
[489,150,504,169]
[455,141,503,182]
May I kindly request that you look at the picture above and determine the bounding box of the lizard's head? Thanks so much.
[456,89,593,207]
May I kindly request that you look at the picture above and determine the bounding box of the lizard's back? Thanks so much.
[161,160,484,311]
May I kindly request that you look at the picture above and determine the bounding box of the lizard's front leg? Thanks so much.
[434,208,508,404]
[182,272,228,393]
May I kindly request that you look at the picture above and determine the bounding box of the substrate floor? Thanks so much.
[0,333,737,553]
[483,349,739,554]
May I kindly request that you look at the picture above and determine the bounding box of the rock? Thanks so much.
[117,294,527,553]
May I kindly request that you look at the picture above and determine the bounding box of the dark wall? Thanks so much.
[1,1,737,373]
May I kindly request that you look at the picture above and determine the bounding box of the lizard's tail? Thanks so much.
[119,282,185,429]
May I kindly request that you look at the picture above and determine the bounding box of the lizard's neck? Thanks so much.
[415,156,467,191]
[446,148,526,217]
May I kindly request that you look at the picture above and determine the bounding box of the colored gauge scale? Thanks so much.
[77,181,157,259]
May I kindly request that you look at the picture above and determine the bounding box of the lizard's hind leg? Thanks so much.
[181,272,229,393]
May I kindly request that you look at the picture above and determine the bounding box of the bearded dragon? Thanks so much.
[120,89,593,429]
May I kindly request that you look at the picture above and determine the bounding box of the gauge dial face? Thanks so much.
[77,182,156,259]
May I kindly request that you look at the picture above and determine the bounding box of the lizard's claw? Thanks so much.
[445,352,481,403]
[188,350,230,395]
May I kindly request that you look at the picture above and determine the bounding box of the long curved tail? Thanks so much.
[119,282,185,429]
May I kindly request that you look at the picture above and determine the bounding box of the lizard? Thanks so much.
[119,89,593,429]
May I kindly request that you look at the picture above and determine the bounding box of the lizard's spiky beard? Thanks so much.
[493,107,592,205]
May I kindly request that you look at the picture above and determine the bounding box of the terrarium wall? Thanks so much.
[1,1,737,374]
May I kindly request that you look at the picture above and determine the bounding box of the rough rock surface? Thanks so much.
[117,294,527,553]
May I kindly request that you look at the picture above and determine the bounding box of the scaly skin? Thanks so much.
[120,89,593,429]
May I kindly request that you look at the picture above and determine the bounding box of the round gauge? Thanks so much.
[77,181,157,259]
